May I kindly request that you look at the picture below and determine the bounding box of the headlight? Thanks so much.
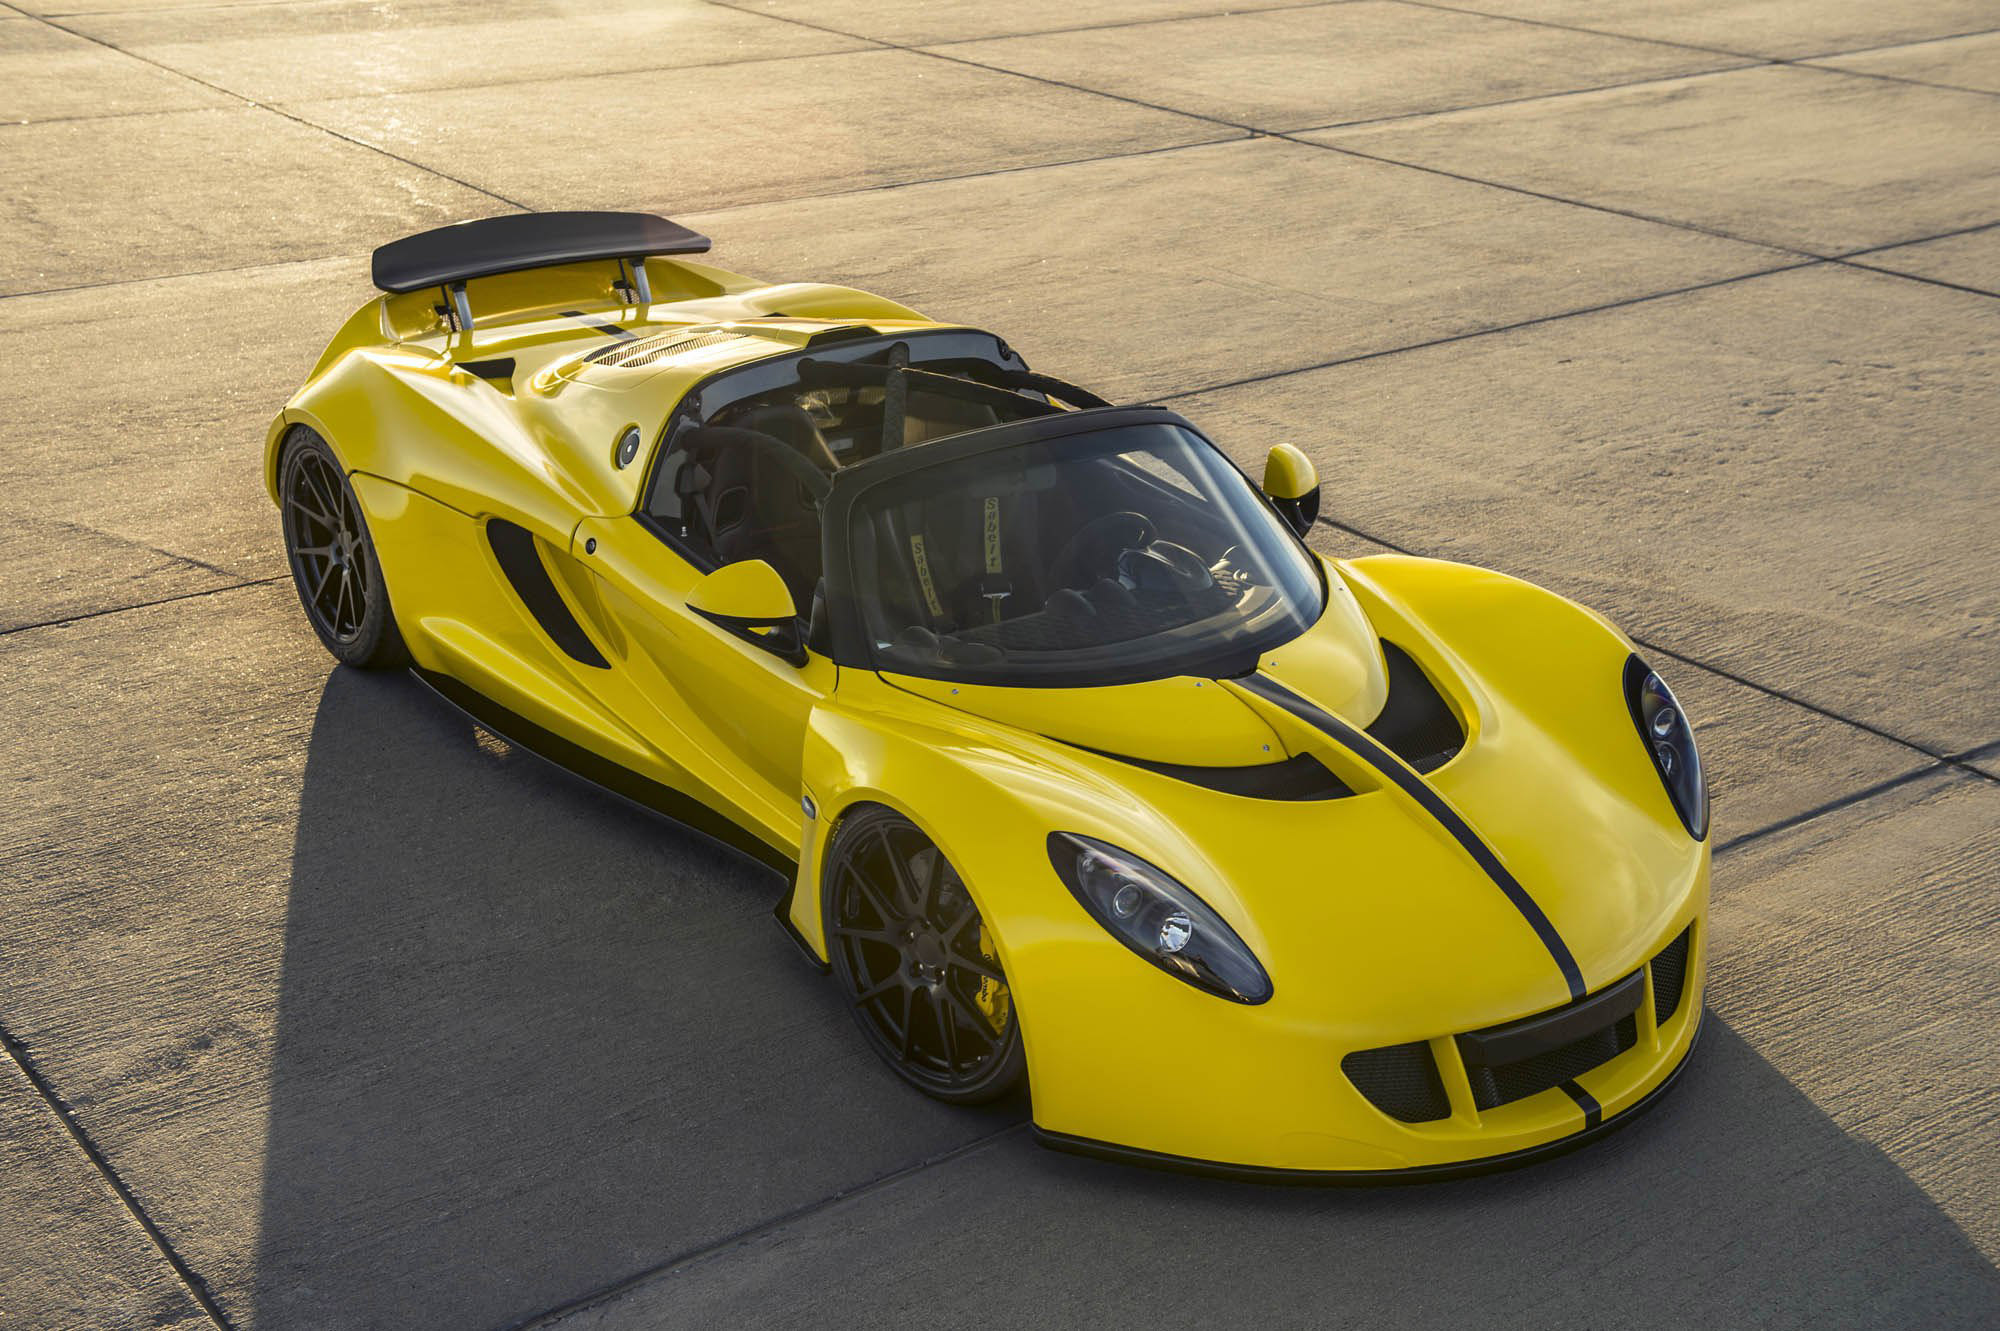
[1624,656,1708,841]
[1047,832,1273,1004]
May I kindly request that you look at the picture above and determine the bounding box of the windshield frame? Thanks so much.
[819,405,1328,686]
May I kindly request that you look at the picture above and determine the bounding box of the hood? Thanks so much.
[878,574,1390,767]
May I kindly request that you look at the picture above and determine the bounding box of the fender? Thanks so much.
[1338,553,1668,825]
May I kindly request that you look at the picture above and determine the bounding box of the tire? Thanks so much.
[279,426,409,669]
[823,806,1026,1104]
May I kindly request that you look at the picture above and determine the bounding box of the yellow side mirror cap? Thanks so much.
[1262,443,1321,537]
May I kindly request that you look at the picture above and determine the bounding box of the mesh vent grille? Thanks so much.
[1464,1014,1637,1111]
[587,329,748,369]
[1341,1041,1452,1123]
[1651,926,1693,1025]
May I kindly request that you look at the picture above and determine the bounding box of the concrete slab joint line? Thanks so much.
[704,0,2000,270]
[0,1022,233,1329]
[1311,515,2000,789]
[1,575,288,637]
[700,0,1260,130]
[506,1123,1029,1330]
[20,11,529,209]
[1391,0,2000,74]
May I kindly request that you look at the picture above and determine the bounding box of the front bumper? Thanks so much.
[1022,891,1709,1177]
[1038,1007,1703,1184]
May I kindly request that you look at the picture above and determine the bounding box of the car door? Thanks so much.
[568,511,832,848]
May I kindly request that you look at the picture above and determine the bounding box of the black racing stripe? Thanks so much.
[561,309,637,341]
[1560,1080,1603,1129]
[1236,673,1588,1000]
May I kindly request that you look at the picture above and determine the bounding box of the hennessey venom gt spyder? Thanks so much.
[267,212,1709,1179]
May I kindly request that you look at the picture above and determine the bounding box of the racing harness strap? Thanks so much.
[909,532,945,619]
[907,495,1010,625]
[977,496,1009,622]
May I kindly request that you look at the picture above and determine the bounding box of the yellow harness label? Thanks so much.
[983,496,1003,575]
[909,534,944,618]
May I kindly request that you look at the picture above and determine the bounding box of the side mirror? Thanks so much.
[1262,443,1321,539]
[687,560,807,666]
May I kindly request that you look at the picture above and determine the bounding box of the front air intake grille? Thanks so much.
[1342,1041,1452,1123]
[586,328,747,369]
[1454,968,1645,1113]
[1650,926,1693,1025]
[1464,1013,1637,1111]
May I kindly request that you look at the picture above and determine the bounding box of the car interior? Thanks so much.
[644,361,1033,605]
[642,355,1285,669]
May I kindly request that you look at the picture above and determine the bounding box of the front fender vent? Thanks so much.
[1365,640,1464,773]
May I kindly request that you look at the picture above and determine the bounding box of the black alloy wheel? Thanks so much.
[824,807,1026,1104]
[280,426,408,669]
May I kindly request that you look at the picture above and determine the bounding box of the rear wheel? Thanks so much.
[824,807,1025,1104]
[280,426,408,669]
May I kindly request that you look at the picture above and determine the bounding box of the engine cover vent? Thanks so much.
[586,328,752,369]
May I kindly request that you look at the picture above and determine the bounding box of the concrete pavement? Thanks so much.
[1,1,1995,1327]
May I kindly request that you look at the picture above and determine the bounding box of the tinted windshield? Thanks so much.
[842,421,1324,686]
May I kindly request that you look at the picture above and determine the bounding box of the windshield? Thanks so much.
[842,420,1325,686]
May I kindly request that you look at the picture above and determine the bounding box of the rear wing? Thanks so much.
[371,211,711,328]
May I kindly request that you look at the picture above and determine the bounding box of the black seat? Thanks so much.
[681,423,828,610]
[729,402,839,473]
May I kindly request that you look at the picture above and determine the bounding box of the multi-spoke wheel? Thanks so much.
[280,426,407,669]
[824,807,1025,1104]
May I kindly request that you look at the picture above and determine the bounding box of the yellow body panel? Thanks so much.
[272,250,1708,1177]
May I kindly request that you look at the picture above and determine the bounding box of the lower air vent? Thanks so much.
[586,328,749,369]
[1342,1041,1452,1123]
[486,519,608,668]
[1366,641,1464,773]
[1650,926,1693,1025]
[1465,1014,1637,1111]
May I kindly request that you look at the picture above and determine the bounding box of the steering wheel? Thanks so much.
[1049,511,1156,589]
[1117,540,1216,599]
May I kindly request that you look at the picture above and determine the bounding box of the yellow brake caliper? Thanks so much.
[972,923,1011,1036]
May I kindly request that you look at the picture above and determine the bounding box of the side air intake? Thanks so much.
[487,519,608,669]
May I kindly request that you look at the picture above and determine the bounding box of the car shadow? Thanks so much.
[977,1018,2000,1330]
[249,669,1998,1328]
[248,667,1020,1329]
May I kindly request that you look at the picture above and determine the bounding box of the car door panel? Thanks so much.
[570,514,830,852]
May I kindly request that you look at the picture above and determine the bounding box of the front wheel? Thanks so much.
[824,807,1025,1104]
[279,426,408,669]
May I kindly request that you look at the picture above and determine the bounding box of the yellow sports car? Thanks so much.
[267,212,1709,1179]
